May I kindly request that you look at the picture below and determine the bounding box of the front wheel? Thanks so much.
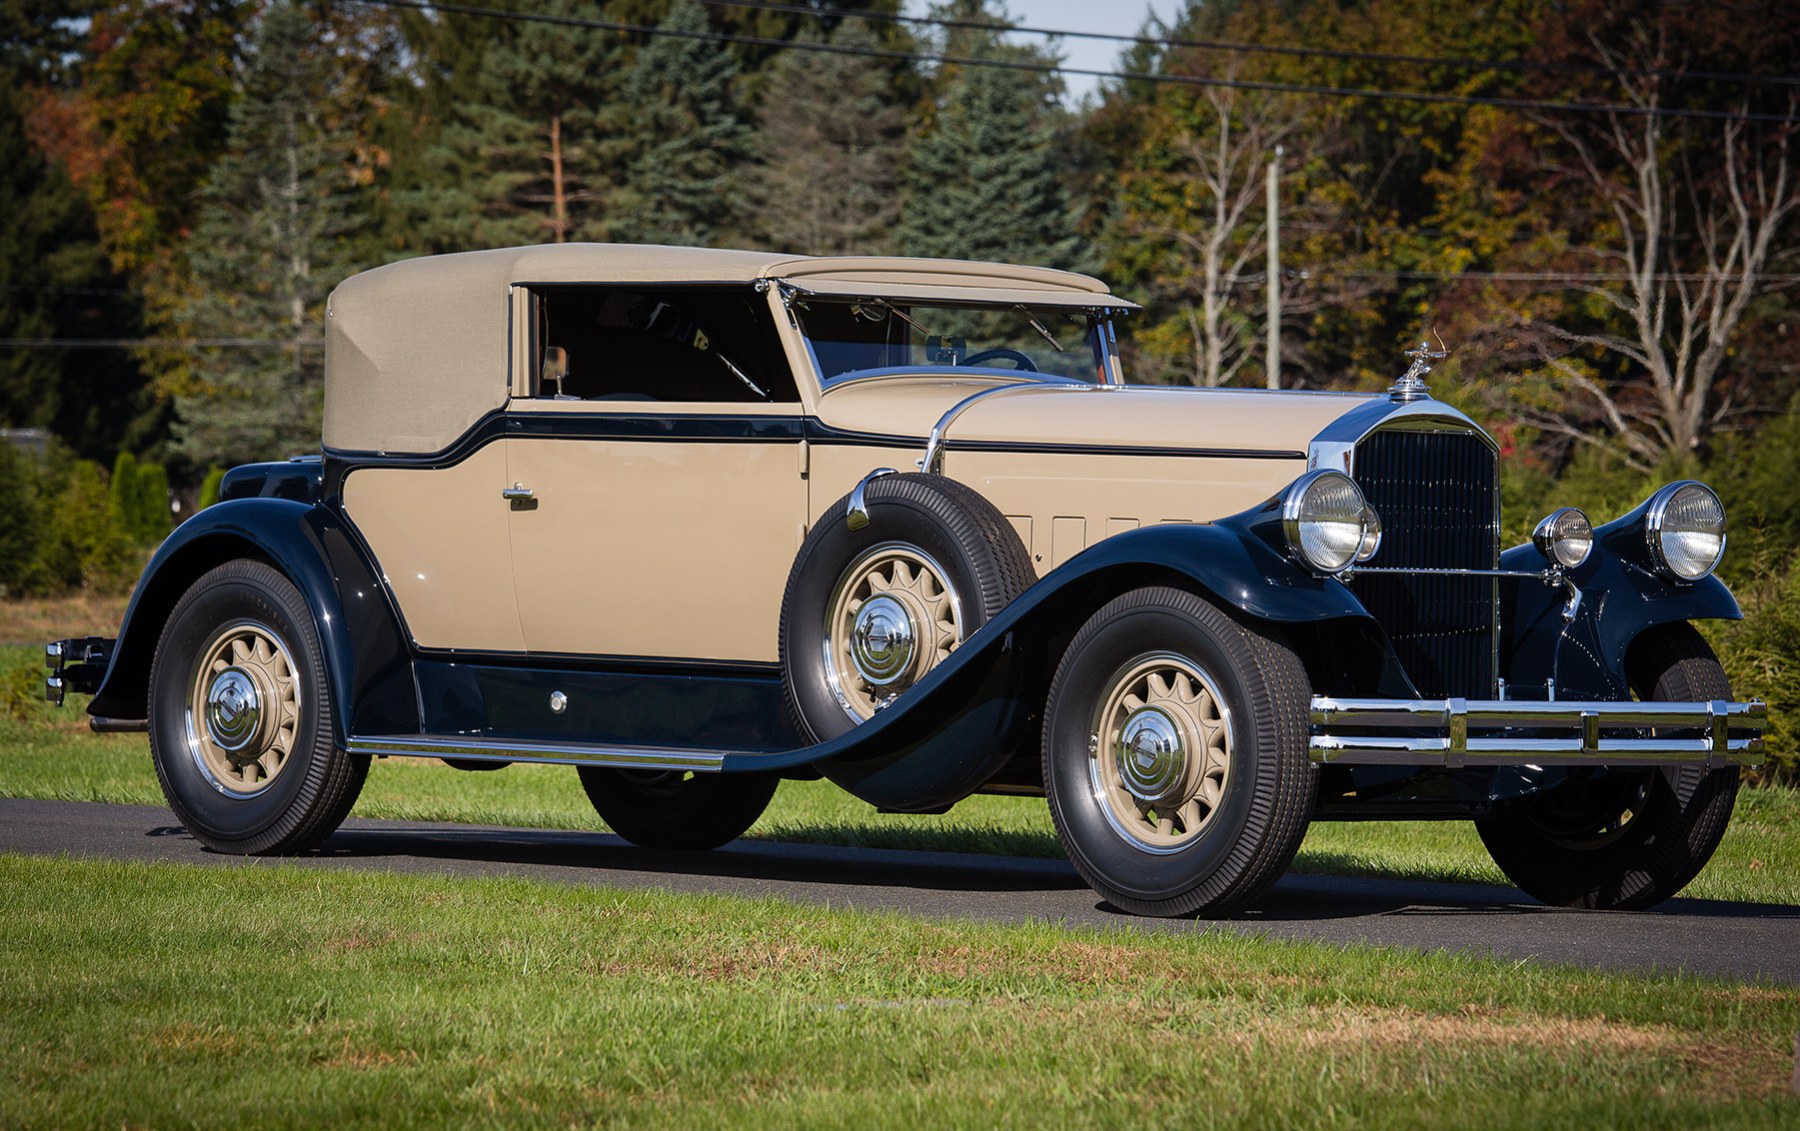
[148,559,367,854]
[578,767,779,850]
[1042,587,1315,917]
[1475,623,1741,909]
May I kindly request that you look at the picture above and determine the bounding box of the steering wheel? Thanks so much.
[960,348,1038,372]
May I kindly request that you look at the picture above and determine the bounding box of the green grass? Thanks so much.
[6,644,1799,905]
[2,854,1796,1130]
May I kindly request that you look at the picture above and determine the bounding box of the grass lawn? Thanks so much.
[3,853,1796,1129]
[5,643,1798,906]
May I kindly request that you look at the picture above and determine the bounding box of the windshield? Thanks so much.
[794,298,1110,387]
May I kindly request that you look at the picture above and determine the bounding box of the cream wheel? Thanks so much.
[823,542,963,722]
[1089,652,1232,853]
[185,621,301,795]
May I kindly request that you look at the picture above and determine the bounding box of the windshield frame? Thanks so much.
[784,289,1127,391]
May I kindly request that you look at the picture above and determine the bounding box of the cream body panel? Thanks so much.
[506,403,806,661]
[341,442,524,651]
[815,378,1377,453]
[947,449,1306,568]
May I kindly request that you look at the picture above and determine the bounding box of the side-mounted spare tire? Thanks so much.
[779,472,1036,742]
[148,559,368,854]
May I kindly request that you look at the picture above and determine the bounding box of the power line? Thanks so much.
[0,338,321,349]
[342,0,1800,125]
[700,0,1800,89]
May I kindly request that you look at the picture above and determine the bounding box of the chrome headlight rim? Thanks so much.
[1281,469,1370,576]
[1531,506,1593,570]
[1644,480,1726,582]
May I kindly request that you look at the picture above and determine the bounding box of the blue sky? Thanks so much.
[902,0,1190,106]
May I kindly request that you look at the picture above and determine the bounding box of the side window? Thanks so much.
[530,285,798,403]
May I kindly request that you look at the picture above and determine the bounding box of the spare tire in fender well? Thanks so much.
[87,498,417,740]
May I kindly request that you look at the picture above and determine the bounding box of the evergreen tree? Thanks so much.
[895,2,1080,268]
[611,0,752,246]
[394,0,617,250]
[750,22,909,255]
[0,0,154,460]
[170,1,362,467]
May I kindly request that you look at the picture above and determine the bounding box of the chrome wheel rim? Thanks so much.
[184,620,301,797]
[823,542,963,723]
[1088,652,1232,854]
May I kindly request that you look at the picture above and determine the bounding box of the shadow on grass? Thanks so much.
[751,822,1062,860]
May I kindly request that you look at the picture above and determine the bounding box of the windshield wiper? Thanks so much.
[1017,305,1067,353]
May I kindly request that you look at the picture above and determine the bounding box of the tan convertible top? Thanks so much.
[323,243,1133,455]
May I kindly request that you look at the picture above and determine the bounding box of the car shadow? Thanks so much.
[151,817,1800,925]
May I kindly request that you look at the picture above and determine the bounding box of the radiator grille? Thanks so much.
[1348,428,1499,698]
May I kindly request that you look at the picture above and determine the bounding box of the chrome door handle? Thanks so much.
[501,484,534,501]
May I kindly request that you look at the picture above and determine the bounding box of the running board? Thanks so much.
[344,734,726,772]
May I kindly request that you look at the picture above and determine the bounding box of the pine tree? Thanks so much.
[750,22,909,255]
[896,3,1081,268]
[611,0,752,247]
[170,1,361,467]
[0,0,155,460]
[394,0,618,250]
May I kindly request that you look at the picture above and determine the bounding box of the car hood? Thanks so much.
[813,376,1384,454]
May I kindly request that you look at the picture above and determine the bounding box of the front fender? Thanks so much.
[88,498,416,740]
[1499,540,1741,700]
[731,520,1377,810]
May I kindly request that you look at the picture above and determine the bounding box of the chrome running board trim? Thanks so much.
[345,734,726,772]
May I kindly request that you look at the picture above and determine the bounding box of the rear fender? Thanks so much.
[88,498,416,741]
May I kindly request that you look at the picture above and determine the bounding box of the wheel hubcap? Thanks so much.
[1089,652,1232,853]
[850,595,917,685]
[1116,707,1185,804]
[824,543,963,722]
[203,667,263,752]
[185,621,301,796]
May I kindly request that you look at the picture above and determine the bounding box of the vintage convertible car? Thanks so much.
[46,244,1767,916]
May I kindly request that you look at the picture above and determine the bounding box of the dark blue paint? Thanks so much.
[87,498,416,740]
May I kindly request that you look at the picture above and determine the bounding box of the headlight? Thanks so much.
[1532,507,1592,569]
[1283,470,1371,574]
[1646,481,1726,581]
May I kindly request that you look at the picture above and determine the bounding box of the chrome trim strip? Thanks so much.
[345,734,727,772]
[1309,695,1767,768]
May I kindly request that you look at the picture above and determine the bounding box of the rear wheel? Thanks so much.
[1042,587,1315,917]
[577,767,779,850]
[1475,623,1740,909]
[148,559,366,854]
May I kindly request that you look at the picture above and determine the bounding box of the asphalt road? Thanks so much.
[4,797,1797,985]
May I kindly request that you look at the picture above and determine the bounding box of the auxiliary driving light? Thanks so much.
[1532,507,1593,570]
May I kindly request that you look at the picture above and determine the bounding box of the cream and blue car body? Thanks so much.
[47,244,1767,916]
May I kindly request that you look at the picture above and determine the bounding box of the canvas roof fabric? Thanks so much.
[322,244,1136,455]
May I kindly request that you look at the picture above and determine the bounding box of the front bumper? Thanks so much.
[1310,696,1767,769]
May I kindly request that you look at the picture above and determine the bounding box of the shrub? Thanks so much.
[0,443,43,597]
[38,461,138,595]
[1709,559,1800,785]
[198,465,226,510]
[134,460,172,542]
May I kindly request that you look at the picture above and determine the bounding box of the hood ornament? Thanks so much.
[1390,334,1446,403]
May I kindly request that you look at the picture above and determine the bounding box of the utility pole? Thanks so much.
[1266,145,1282,390]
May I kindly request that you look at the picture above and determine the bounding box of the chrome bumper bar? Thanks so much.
[1309,696,1767,768]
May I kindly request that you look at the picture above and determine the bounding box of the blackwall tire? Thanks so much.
[578,767,779,850]
[1475,623,1740,910]
[148,559,367,854]
[1042,587,1315,918]
[779,473,1035,741]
